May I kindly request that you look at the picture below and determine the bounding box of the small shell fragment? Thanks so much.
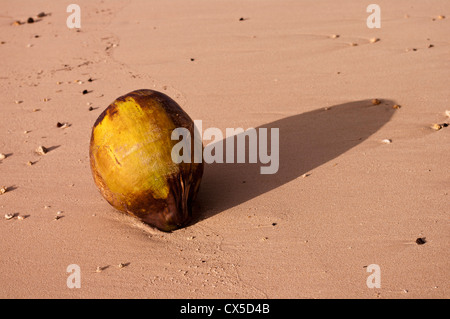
[4,213,14,220]
[371,99,382,105]
[36,146,48,155]
[381,139,392,144]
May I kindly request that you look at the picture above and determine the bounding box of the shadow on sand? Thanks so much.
[193,99,396,223]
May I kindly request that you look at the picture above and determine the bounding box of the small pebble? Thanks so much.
[0,153,6,160]
[95,266,103,273]
[371,99,381,105]
[0,186,7,194]
[350,42,358,46]
[369,38,380,43]
[392,104,401,109]
[437,15,445,20]
[12,21,22,26]
[56,122,70,128]
[330,34,339,39]
[15,100,23,104]
[428,44,434,48]
[54,215,61,220]
[36,145,48,155]
[32,108,40,112]
[27,161,33,166]
[4,213,14,220]
[17,215,25,220]
[82,89,89,95]
[381,139,392,144]
[416,237,426,245]
[88,106,94,111]
[431,123,442,131]
[118,263,126,268]
[27,17,34,24]
[37,12,47,18]
[43,98,49,102]
[444,110,450,117]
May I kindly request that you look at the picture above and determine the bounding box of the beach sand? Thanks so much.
[0,0,449,298]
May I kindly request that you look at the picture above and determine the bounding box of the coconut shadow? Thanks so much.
[192,99,396,224]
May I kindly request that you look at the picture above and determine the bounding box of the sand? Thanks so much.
[0,0,449,299]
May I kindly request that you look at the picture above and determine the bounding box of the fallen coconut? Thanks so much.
[89,89,204,231]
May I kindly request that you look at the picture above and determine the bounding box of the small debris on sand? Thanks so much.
[416,237,426,245]
[371,99,381,105]
[36,146,48,155]
[0,186,7,194]
[381,139,392,144]
[27,17,34,24]
[392,104,401,109]
[369,38,380,43]
[4,213,14,220]
[437,15,445,20]
[0,153,6,160]
[56,122,70,129]
[330,34,339,39]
